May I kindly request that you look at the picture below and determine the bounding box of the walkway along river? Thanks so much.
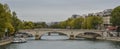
[0,37,13,46]
[0,34,120,49]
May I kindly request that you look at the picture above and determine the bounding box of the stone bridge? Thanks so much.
[19,29,104,40]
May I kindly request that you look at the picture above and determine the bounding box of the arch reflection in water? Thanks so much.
[41,32,69,40]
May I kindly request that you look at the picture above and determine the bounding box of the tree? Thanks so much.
[34,22,47,28]
[82,16,103,29]
[110,6,120,26]
[0,3,14,38]
[111,6,120,37]
[59,18,74,29]
[59,21,68,28]
[81,18,87,29]
[12,12,23,33]
[23,21,34,29]
[69,17,84,29]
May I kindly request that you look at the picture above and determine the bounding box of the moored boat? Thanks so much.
[12,38,27,43]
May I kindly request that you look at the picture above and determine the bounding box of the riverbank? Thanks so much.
[0,38,13,46]
[78,35,120,42]
[96,37,120,42]
[1,36,120,49]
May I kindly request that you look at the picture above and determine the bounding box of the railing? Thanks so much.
[19,29,104,32]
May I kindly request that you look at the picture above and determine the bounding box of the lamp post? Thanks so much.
[5,28,8,38]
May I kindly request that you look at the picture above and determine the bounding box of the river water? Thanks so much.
[0,34,120,49]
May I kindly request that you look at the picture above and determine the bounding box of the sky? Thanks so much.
[0,0,120,23]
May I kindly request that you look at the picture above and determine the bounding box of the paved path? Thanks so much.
[0,38,13,46]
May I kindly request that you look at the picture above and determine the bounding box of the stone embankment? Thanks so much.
[78,35,120,42]
[96,37,120,42]
[0,38,13,46]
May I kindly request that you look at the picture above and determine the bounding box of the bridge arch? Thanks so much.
[41,31,68,36]
[19,29,103,40]
[84,32,102,37]
[75,32,102,38]
[37,31,69,39]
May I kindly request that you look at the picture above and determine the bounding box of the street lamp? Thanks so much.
[5,28,8,37]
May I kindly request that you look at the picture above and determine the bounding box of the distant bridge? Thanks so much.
[19,29,104,40]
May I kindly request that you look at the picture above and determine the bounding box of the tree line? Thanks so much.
[1,2,120,38]
[0,3,47,39]
[50,5,120,31]
[50,16,103,29]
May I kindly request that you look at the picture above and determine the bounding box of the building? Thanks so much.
[70,9,112,29]
[49,22,60,26]
[103,16,111,27]
[71,14,81,18]
[102,9,112,28]
[90,9,112,28]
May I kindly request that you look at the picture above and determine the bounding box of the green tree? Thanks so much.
[110,6,120,26]
[82,16,103,29]
[23,21,34,29]
[12,12,23,33]
[0,3,14,38]
[110,6,120,37]
[68,17,84,29]
[59,21,67,28]
[34,22,47,28]
[81,18,87,29]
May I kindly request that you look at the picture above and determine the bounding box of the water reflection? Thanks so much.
[0,34,120,49]
[41,33,69,40]
[41,35,68,40]
[110,42,120,49]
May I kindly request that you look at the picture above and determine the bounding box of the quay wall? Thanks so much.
[0,38,13,46]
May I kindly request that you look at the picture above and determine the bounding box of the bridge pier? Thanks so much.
[69,34,75,40]
[35,34,41,40]
[69,32,75,40]
[48,32,51,36]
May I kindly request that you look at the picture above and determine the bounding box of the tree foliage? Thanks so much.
[34,22,47,28]
[23,21,34,29]
[50,16,103,29]
[110,6,120,26]
[85,16,103,29]
[0,3,35,38]
[12,12,23,33]
[0,3,14,38]
[69,17,84,29]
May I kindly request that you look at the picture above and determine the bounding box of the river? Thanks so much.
[0,34,120,49]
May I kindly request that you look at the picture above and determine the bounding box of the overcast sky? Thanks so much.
[0,0,120,22]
